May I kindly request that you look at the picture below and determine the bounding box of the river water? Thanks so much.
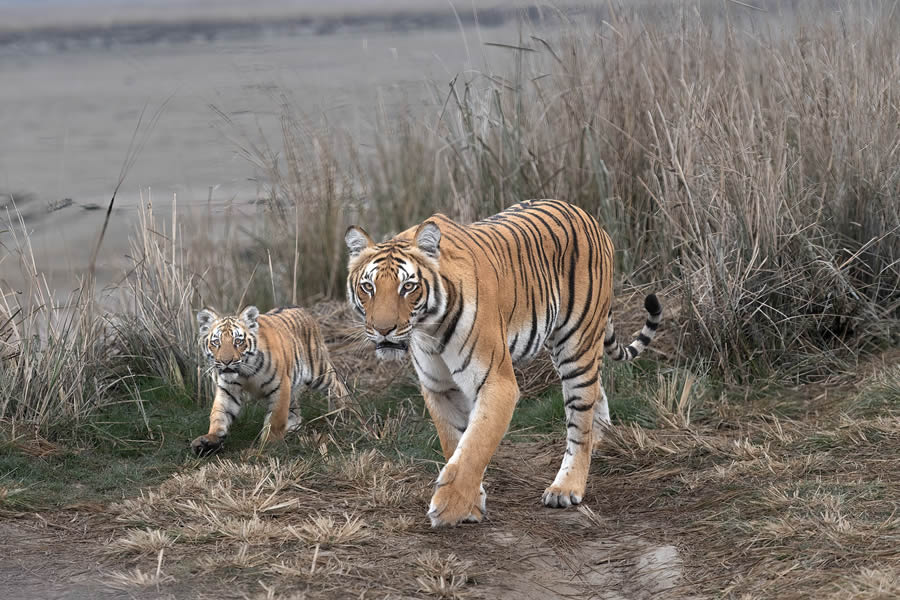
[0,11,528,291]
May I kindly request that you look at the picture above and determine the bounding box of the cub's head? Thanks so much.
[196,306,260,372]
[345,221,445,360]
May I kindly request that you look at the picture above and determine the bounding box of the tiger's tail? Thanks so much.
[603,294,662,361]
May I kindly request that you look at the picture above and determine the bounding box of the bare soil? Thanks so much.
[1,353,898,600]
[0,440,688,600]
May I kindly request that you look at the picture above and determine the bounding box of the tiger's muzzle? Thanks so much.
[370,329,410,361]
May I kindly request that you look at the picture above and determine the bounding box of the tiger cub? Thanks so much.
[192,305,348,455]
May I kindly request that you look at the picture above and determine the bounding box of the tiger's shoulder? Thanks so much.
[255,306,318,344]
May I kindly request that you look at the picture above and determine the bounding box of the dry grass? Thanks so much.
[415,551,474,599]
[584,366,900,599]
[105,528,176,557]
[0,208,116,427]
[289,513,369,547]
[223,0,898,383]
[3,0,897,432]
[1,2,899,598]
[0,353,884,598]
[103,549,175,591]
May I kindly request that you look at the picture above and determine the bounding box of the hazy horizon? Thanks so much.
[0,0,577,30]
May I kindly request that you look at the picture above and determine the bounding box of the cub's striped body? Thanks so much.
[192,306,347,455]
[345,199,661,526]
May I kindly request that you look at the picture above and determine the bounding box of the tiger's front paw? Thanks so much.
[427,464,485,527]
[191,434,224,456]
[541,483,584,508]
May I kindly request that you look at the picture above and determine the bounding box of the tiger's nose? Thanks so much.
[375,325,395,336]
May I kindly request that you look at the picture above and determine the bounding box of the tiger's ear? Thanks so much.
[197,308,218,336]
[240,306,260,333]
[415,221,441,258]
[345,226,374,258]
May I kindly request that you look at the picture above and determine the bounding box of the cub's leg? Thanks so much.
[428,350,517,527]
[286,386,303,433]
[543,339,603,508]
[313,367,349,414]
[192,377,243,456]
[263,373,292,442]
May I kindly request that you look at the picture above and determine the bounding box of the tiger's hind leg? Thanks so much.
[592,381,612,447]
[262,375,292,442]
[543,341,602,508]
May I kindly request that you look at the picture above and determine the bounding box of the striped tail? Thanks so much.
[604,294,662,361]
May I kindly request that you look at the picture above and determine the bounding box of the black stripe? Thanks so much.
[473,348,496,397]
[219,386,241,405]
[523,297,539,357]
[452,338,477,375]
[571,373,600,390]
[438,279,465,351]
[260,370,278,392]
[561,362,592,381]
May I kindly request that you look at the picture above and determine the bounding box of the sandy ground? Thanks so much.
[0,13,526,293]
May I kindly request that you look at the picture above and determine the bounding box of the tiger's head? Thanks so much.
[197,306,260,373]
[344,221,446,360]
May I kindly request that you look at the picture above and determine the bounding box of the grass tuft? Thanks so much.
[289,513,369,547]
[106,528,176,557]
[415,551,473,599]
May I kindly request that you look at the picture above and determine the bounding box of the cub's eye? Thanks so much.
[360,281,375,295]
[235,338,244,346]
[401,281,418,294]
[210,338,220,348]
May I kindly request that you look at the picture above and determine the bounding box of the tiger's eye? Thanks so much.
[360,281,374,295]
[402,281,418,293]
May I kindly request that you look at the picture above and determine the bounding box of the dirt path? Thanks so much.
[0,441,688,599]
[0,521,132,600]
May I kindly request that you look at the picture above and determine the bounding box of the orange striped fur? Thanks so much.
[192,306,348,455]
[346,200,661,526]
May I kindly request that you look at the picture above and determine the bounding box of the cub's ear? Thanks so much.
[345,226,374,258]
[415,221,441,258]
[240,306,260,332]
[197,308,218,336]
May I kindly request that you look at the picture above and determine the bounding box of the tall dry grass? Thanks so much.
[3,1,899,429]
[230,0,899,382]
[0,208,114,426]
[111,196,212,403]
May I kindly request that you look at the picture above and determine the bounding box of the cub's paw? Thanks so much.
[286,412,303,433]
[191,434,224,457]
[427,465,484,527]
[541,484,584,509]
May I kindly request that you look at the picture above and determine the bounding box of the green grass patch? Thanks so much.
[0,378,445,509]
[0,359,684,509]
[509,360,660,437]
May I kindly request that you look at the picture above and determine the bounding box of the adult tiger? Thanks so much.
[345,199,662,527]
[192,305,348,455]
